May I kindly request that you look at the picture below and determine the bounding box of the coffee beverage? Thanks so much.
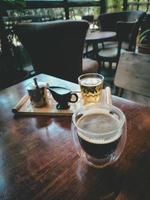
[78,73,104,104]
[76,112,122,159]
[72,104,127,168]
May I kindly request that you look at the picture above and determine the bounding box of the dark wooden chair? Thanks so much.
[98,20,137,68]
[97,10,146,46]
[97,11,146,68]
[14,20,99,83]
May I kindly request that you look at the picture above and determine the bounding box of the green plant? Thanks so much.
[139,28,150,44]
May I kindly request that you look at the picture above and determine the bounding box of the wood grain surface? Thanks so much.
[0,74,150,200]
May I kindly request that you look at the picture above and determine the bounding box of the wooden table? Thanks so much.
[85,31,116,59]
[0,73,150,200]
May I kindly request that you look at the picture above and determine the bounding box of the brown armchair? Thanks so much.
[14,20,99,83]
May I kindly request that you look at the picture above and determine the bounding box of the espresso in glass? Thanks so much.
[77,113,121,159]
[72,104,127,168]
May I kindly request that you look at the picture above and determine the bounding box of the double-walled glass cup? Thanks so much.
[72,104,127,168]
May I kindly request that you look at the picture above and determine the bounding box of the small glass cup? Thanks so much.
[71,104,127,168]
[27,82,48,108]
[78,73,104,104]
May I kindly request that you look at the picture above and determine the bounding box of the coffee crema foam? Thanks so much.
[77,113,122,144]
[81,77,102,87]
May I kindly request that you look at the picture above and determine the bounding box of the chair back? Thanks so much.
[114,52,150,97]
[116,20,137,57]
[98,11,146,51]
[98,11,145,32]
[14,20,89,83]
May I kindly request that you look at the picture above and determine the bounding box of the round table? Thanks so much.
[86,31,116,42]
[85,31,117,59]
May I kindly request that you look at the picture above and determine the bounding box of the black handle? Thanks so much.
[69,93,78,103]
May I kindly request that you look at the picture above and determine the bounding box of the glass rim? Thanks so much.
[72,104,126,137]
[78,73,104,82]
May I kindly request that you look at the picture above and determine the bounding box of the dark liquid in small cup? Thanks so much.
[77,113,122,159]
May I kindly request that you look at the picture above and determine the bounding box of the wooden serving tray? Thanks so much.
[12,88,111,116]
